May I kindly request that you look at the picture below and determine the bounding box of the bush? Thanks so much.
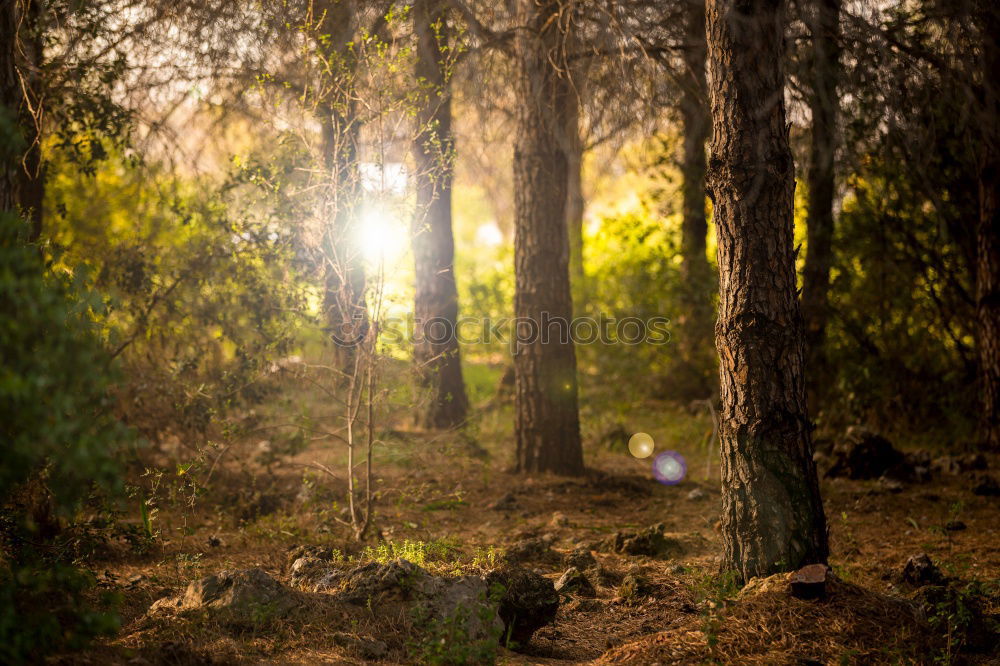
[0,212,131,662]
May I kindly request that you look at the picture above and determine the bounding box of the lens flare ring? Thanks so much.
[652,451,687,485]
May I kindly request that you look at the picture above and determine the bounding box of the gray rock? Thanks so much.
[609,523,685,558]
[289,556,344,592]
[148,568,300,622]
[686,487,707,501]
[902,553,944,587]
[617,572,653,601]
[564,544,598,570]
[826,427,905,480]
[503,536,561,565]
[972,474,1000,496]
[285,543,336,568]
[932,453,988,475]
[338,559,503,647]
[489,492,518,511]
[485,565,559,648]
[554,567,596,597]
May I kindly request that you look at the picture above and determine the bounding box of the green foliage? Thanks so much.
[0,212,131,662]
[408,590,502,665]
[0,564,120,664]
[823,157,977,438]
[45,145,310,445]
[581,211,688,400]
[0,213,128,518]
[362,539,457,567]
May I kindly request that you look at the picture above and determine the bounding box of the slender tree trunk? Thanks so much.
[673,0,715,399]
[705,0,828,582]
[801,0,841,408]
[317,0,366,374]
[412,0,468,429]
[1,0,42,238]
[512,0,584,475]
[977,1,1000,450]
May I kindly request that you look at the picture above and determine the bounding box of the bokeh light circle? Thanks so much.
[628,432,655,459]
[652,451,687,485]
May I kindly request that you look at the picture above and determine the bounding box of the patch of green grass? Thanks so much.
[361,539,458,567]
[422,498,467,512]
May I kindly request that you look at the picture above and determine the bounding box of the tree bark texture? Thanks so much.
[0,0,42,240]
[801,0,841,407]
[977,1,1000,450]
[674,0,716,400]
[513,0,584,475]
[412,0,468,429]
[565,91,585,313]
[561,57,587,316]
[317,0,367,374]
[705,0,828,582]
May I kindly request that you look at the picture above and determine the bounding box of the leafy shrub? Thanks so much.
[0,212,131,662]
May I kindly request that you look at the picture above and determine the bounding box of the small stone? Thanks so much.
[902,553,944,587]
[972,474,1000,496]
[686,487,707,501]
[932,453,988,475]
[489,492,518,511]
[826,427,905,480]
[485,565,559,648]
[564,544,598,570]
[554,567,596,597]
[609,523,684,558]
[289,557,343,592]
[878,477,904,493]
[788,563,828,600]
[504,537,560,565]
[285,544,335,568]
[617,572,653,601]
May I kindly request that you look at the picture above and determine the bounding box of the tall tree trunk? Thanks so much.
[0,1,18,214]
[412,0,468,429]
[801,0,841,409]
[705,0,828,582]
[673,0,715,400]
[1,0,42,238]
[564,79,585,314]
[977,1,1000,450]
[512,0,584,475]
[317,0,366,374]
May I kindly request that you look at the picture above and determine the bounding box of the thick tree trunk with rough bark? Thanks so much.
[512,0,584,475]
[412,0,468,429]
[673,0,715,400]
[977,1,1000,450]
[317,0,366,374]
[801,0,841,408]
[0,2,17,215]
[705,0,828,582]
[1,0,42,239]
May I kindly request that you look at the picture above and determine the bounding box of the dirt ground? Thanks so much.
[60,376,1000,665]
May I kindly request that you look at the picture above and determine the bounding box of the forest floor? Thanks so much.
[62,365,1000,665]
